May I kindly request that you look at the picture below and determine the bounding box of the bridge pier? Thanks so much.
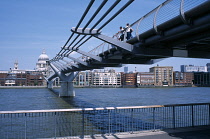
[58,72,78,97]
[47,80,54,89]
[48,61,79,97]
[60,81,75,97]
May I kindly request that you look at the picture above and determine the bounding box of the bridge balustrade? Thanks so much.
[82,42,117,60]
[0,103,210,138]
[118,0,209,42]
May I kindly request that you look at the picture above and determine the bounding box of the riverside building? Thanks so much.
[136,72,155,87]
[122,72,137,87]
[206,63,210,72]
[92,69,121,87]
[149,66,173,86]
[0,66,44,86]
[173,71,194,86]
[0,50,50,86]
[74,71,92,87]
[194,72,210,87]
[181,65,207,72]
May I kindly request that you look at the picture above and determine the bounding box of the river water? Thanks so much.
[0,87,210,111]
[1,87,210,138]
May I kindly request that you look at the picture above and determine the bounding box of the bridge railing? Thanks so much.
[86,0,209,58]
[0,102,210,138]
[115,0,208,42]
[81,42,117,61]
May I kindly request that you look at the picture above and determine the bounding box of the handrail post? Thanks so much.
[131,108,134,134]
[25,113,27,139]
[153,107,155,131]
[209,104,210,125]
[54,112,57,139]
[191,105,194,127]
[108,110,111,135]
[172,106,176,129]
[82,110,85,139]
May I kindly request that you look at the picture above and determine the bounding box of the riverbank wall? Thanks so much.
[0,85,197,89]
[0,86,47,89]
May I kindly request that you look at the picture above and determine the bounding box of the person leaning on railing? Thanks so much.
[118,26,125,41]
[125,23,133,40]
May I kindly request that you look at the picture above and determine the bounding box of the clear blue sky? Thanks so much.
[0,0,209,72]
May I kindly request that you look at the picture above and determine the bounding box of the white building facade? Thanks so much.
[92,70,121,87]
[181,65,207,72]
[74,71,92,87]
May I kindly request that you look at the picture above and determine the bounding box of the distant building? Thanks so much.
[150,66,173,86]
[136,72,155,87]
[194,72,210,87]
[0,70,44,86]
[181,65,207,72]
[122,73,137,87]
[206,63,210,72]
[11,60,26,74]
[91,69,121,87]
[26,71,44,86]
[124,66,128,73]
[74,71,92,87]
[36,49,50,77]
[0,50,50,86]
[173,72,194,86]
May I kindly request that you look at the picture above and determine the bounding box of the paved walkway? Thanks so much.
[84,126,210,139]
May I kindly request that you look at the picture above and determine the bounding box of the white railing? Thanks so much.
[0,103,210,138]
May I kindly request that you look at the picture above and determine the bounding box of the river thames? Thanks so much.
[1,87,210,138]
[0,87,210,111]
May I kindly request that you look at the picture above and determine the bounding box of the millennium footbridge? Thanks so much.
[46,0,210,96]
[1,1,210,138]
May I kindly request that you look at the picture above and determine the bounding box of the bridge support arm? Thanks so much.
[67,55,88,66]
[94,34,133,52]
[47,73,57,82]
[48,62,60,74]
[73,49,102,62]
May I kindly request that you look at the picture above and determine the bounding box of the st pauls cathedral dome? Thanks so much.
[36,49,50,76]
[38,50,49,61]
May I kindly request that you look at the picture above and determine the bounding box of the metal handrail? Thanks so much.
[1,102,209,114]
[114,0,209,42]
[1,102,210,138]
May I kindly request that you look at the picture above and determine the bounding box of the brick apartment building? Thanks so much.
[150,66,173,86]
[0,71,44,86]
[136,72,155,87]
[174,72,194,86]
[122,73,137,87]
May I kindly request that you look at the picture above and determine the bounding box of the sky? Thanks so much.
[0,0,209,72]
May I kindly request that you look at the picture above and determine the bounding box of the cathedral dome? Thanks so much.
[36,49,50,72]
[38,50,49,61]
